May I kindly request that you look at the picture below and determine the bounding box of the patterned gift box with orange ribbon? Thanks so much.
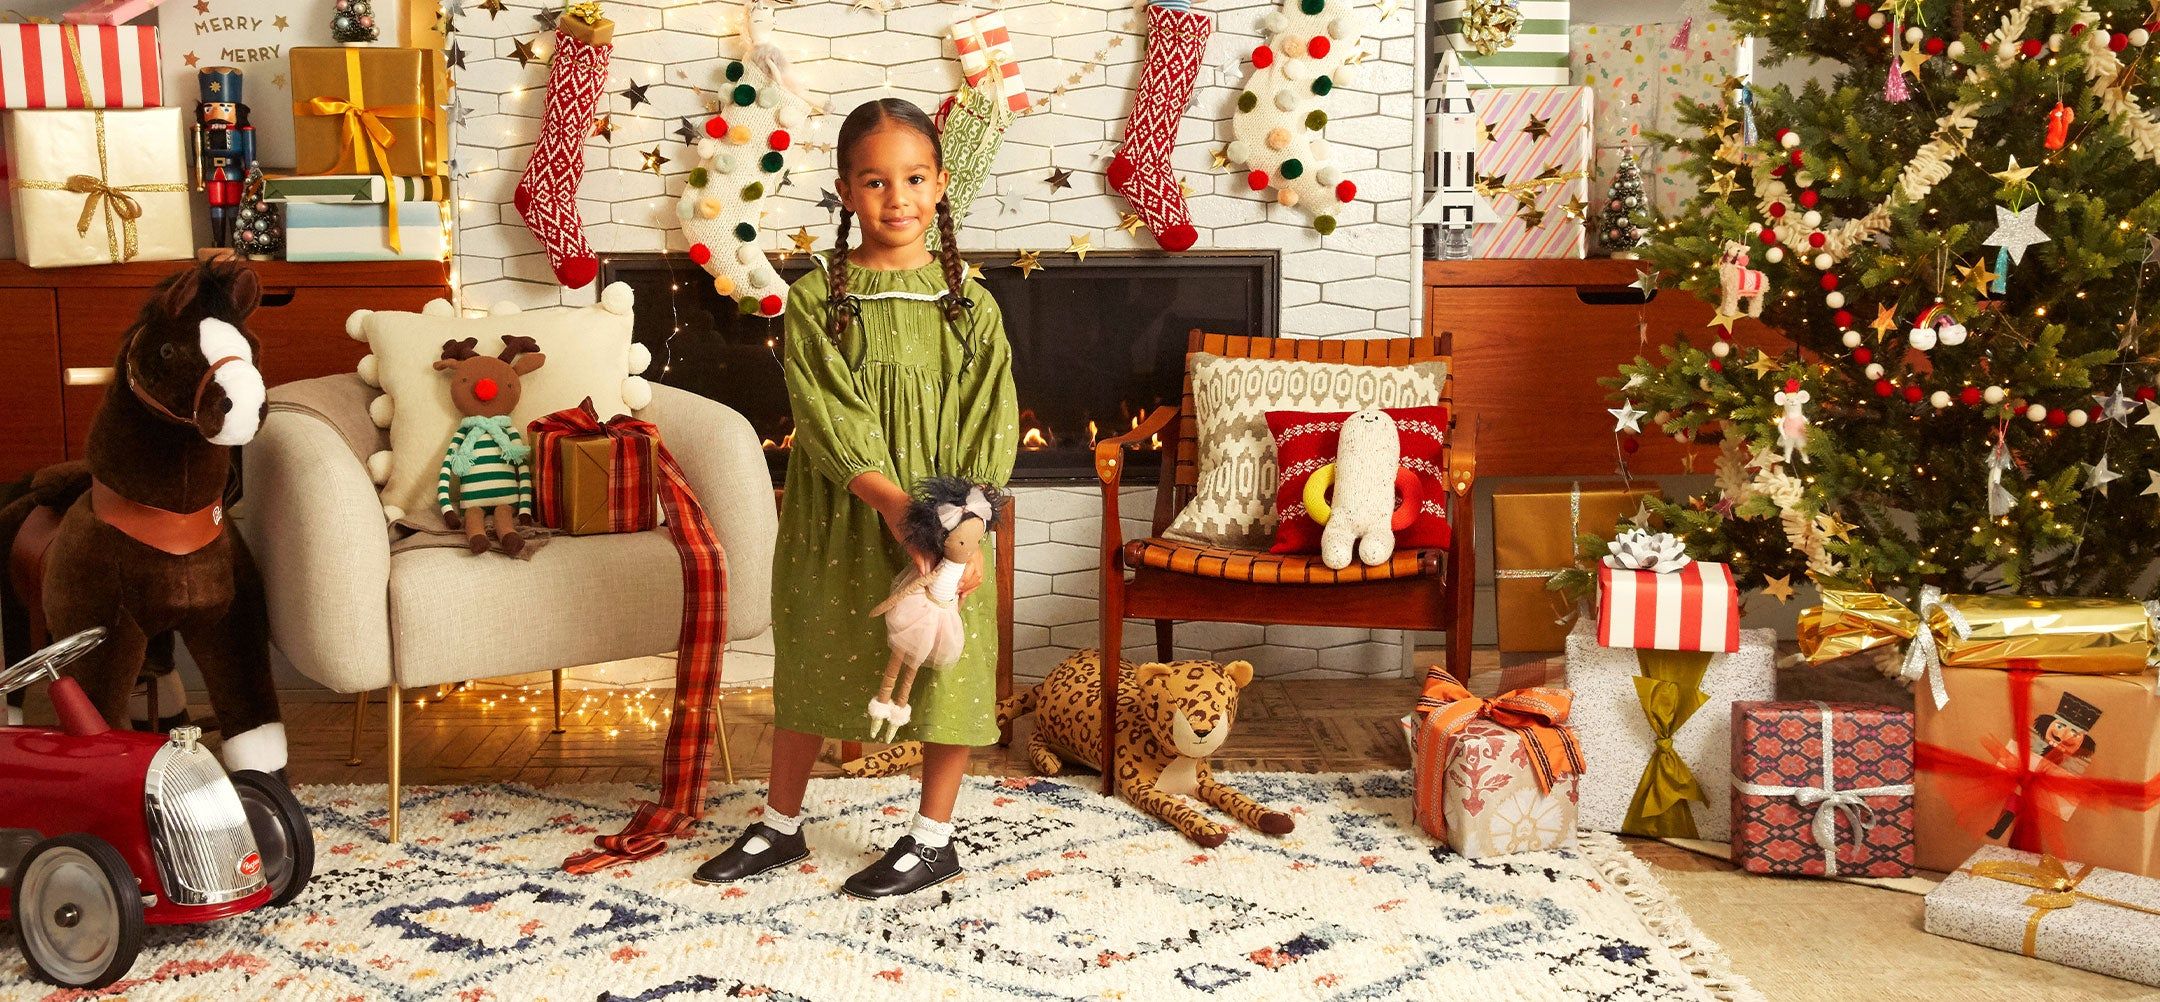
[1410,666,1584,857]
[0,23,160,109]
[1926,845,2160,986]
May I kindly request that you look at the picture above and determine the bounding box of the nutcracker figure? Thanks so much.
[195,66,254,249]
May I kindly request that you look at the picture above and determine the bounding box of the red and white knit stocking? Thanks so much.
[1108,4,1213,252]
[513,28,611,289]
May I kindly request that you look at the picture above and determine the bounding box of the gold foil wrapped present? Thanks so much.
[1798,589,1922,664]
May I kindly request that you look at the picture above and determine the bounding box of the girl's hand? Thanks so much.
[876,499,936,576]
[958,547,985,598]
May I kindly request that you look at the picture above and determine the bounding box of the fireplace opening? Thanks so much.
[599,250,1279,482]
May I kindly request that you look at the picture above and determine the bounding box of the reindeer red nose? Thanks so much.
[473,377,500,402]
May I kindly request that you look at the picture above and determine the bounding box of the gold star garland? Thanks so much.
[1021,20,1135,118]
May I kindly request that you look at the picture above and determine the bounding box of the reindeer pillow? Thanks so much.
[346,283,652,529]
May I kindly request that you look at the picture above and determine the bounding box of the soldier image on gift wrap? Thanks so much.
[1987,691,2101,839]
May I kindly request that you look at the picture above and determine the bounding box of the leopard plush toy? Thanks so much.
[842,649,1293,847]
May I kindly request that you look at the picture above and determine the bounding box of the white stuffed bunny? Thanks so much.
[1320,408,1401,570]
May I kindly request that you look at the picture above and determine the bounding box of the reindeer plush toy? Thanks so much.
[434,336,546,555]
[866,476,1006,741]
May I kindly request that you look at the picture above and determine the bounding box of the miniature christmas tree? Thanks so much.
[1599,149,1651,255]
[232,167,281,260]
[332,0,378,44]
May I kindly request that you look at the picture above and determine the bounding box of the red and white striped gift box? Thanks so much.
[0,24,161,110]
[949,12,1028,113]
[1596,561,1741,653]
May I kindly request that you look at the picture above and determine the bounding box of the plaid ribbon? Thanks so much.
[534,399,732,874]
[528,405,661,534]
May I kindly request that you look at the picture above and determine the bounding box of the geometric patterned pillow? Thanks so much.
[1163,352,1449,549]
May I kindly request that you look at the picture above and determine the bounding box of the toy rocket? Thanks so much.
[195,66,254,249]
[1413,51,1499,260]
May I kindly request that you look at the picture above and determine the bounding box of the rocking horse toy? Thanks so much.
[0,258,288,779]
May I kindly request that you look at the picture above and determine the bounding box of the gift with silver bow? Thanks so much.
[1595,530,1740,654]
[1731,699,1916,878]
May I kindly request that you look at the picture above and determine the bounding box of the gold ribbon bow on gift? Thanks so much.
[1966,855,2160,958]
[10,111,184,263]
[1623,649,1713,838]
[293,48,425,253]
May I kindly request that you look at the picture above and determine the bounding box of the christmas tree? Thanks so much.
[332,0,378,43]
[1620,0,2160,599]
[232,167,280,260]
[1599,149,1651,254]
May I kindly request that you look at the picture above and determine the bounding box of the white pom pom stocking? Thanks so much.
[678,57,811,318]
[1227,0,1363,235]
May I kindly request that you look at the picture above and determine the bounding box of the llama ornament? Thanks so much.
[1227,0,1365,235]
[1718,240,1767,318]
[677,6,814,318]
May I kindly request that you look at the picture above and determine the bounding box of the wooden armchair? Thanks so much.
[1091,330,1477,792]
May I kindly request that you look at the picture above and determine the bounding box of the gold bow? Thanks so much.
[10,111,183,263]
[1967,855,2160,958]
[293,49,424,253]
[1622,648,1713,838]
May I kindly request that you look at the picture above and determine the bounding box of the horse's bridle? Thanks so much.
[121,322,248,427]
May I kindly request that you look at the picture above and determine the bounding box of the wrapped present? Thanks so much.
[284,200,444,261]
[1567,619,1776,840]
[1491,481,1656,651]
[289,45,446,255]
[949,12,1028,113]
[1596,558,1740,654]
[61,0,165,25]
[5,108,190,268]
[1915,668,2160,876]
[1435,0,1570,88]
[1469,85,1590,258]
[0,24,161,109]
[261,173,447,203]
[529,399,665,536]
[1926,846,2160,986]
[1731,700,1916,878]
[1800,587,2159,709]
[1410,666,1583,856]
[1570,21,1749,217]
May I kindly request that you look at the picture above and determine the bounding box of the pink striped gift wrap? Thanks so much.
[1596,561,1741,653]
[1471,85,1591,259]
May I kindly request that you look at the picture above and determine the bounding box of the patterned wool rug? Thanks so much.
[0,773,1761,1002]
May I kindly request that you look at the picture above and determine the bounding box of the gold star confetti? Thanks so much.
[592,115,615,140]
[789,226,816,253]
[511,38,542,68]
[1561,195,1589,220]
[1818,512,1858,545]
[1045,167,1074,192]
[1178,177,1196,199]
[1012,249,1043,278]
[1762,574,1796,604]
[1993,155,2038,186]
[1719,74,1748,93]
[183,51,200,68]
[192,0,208,11]
[1870,304,1898,342]
[1716,137,1750,165]
[1521,114,1552,141]
[1707,169,1739,196]
[1117,212,1145,235]
[1713,110,1738,133]
[1515,205,1546,228]
[963,260,984,282]
[1707,309,1743,334]
[1899,47,1932,76]
[1211,147,1230,169]
[271,14,289,29]
[1067,233,1093,261]
[1480,121,1497,144]
[1961,260,2000,291]
[1747,351,1780,378]
[271,73,285,89]
[639,147,669,174]
[479,0,506,15]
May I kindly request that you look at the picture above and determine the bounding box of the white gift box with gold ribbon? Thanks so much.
[6,107,191,268]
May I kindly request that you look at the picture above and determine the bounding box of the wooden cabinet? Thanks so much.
[0,259,449,475]
[1424,259,1786,477]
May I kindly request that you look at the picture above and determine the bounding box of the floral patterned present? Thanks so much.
[1731,700,1917,878]
[1410,666,1584,857]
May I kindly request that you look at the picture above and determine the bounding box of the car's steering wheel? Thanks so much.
[0,628,107,697]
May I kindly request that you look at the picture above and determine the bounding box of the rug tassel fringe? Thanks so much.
[1579,832,1770,1002]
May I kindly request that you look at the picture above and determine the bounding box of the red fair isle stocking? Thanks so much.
[1108,3,1213,252]
[514,27,611,289]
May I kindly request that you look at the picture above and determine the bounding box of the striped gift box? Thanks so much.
[1471,84,1590,259]
[262,173,448,204]
[0,24,160,109]
[1596,561,1740,653]
[949,12,1028,113]
[285,200,446,261]
[1435,0,1569,88]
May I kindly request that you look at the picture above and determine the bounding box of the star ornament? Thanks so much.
[2086,456,2124,496]
[2144,469,2160,499]
[1608,400,1646,434]
[510,37,541,68]
[1012,249,1043,278]
[2140,399,2160,439]
[1984,202,2051,265]
[1631,268,1659,296]
[1898,47,1932,76]
[620,81,653,110]
[1707,309,1743,334]
[1707,169,1739,196]
[1211,148,1231,169]
[1067,233,1093,261]
[1747,351,1780,378]
[817,189,843,214]
[1117,212,1145,235]
[2098,385,2136,426]
[963,261,985,282]
[1870,304,1898,342]
[1045,167,1074,192]
[1762,574,1796,605]
[479,0,506,16]
[2146,232,2160,266]
[789,226,816,253]
[1961,260,1999,291]
[638,147,669,174]
[592,115,615,140]
[1992,155,2038,186]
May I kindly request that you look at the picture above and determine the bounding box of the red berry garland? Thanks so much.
[1960,386,1984,406]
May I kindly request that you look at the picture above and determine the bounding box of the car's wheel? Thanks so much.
[10,834,143,989]
[228,770,314,907]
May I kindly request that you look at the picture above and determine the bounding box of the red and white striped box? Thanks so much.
[0,24,161,109]
[949,12,1028,113]
[1596,561,1741,653]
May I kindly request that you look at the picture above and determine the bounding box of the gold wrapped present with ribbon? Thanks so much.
[1801,586,2160,708]
[289,46,447,255]
[4,108,190,268]
[1491,481,1658,652]
[1925,845,2160,986]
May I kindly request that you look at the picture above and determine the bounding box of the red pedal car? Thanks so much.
[0,628,314,989]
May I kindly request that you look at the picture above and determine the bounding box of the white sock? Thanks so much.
[911,815,953,849]
[762,806,802,836]
[218,722,287,774]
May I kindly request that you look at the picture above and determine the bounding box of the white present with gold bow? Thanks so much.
[5,107,191,268]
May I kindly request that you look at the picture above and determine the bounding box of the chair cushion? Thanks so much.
[1124,536,1443,585]
[1266,404,1453,555]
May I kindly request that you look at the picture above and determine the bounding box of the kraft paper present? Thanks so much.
[1926,845,2160,986]
[556,433,660,536]
[1915,668,2160,876]
[5,107,191,268]
[1731,700,1916,878]
[0,23,161,108]
[288,45,448,178]
[1491,482,1656,652]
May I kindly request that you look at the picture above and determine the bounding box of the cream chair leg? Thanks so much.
[551,669,566,735]
[716,693,734,784]
[386,684,403,844]
[347,689,369,766]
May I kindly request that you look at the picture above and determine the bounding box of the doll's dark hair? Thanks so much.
[902,476,1007,557]
[826,98,968,345]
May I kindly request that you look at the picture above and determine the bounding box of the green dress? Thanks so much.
[772,258,1018,746]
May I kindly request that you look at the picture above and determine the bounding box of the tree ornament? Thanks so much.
[2046,100,2075,150]
[1982,201,2050,290]
[1987,434,2016,517]
[1459,0,1523,56]
[231,165,281,261]
[333,0,379,43]
[1717,240,1768,317]
[1908,302,1966,350]
[2086,455,2124,495]
[1775,379,1812,462]
[678,49,810,318]
[1229,0,1362,237]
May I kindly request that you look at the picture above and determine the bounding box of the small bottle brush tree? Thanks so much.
[1619,0,2160,599]
[231,167,281,260]
[332,0,378,43]
[1599,149,1651,254]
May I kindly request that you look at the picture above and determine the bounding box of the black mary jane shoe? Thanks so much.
[692,823,809,885]
[841,836,962,900]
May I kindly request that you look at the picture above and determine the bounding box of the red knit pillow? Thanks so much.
[1266,405,1452,555]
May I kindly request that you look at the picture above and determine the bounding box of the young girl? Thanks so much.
[695,98,1017,899]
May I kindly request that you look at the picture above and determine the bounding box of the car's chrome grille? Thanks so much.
[143,744,264,906]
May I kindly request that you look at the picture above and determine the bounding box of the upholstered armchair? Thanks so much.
[237,374,776,840]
